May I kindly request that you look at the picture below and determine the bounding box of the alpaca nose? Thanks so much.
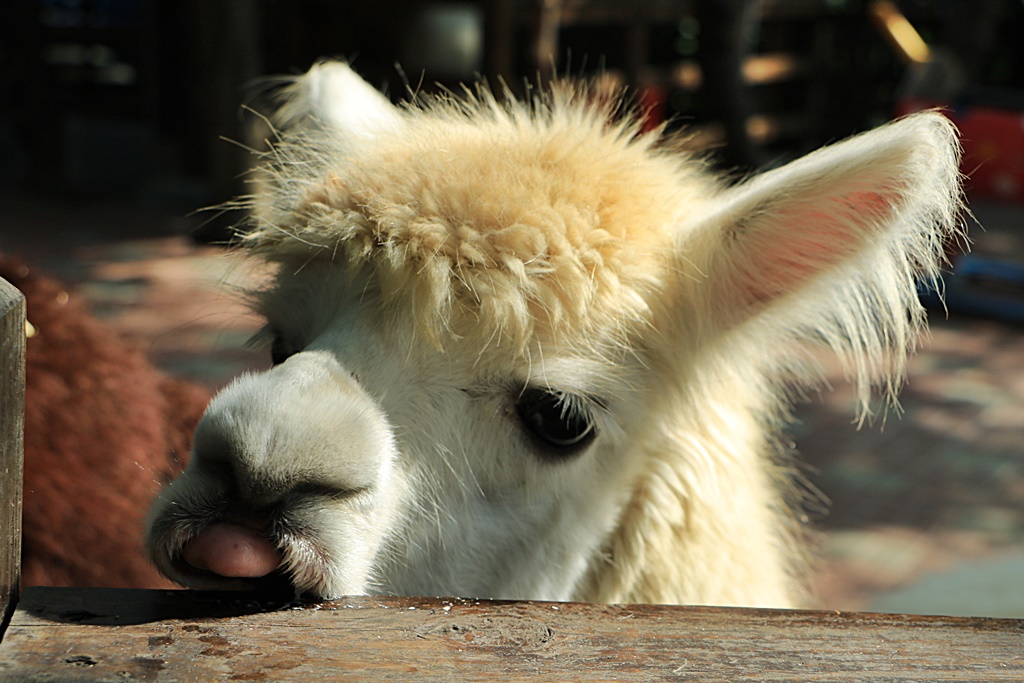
[190,349,392,501]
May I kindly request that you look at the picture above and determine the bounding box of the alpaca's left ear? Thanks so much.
[682,111,963,328]
[274,61,403,142]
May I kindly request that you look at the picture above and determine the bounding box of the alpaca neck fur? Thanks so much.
[575,350,801,607]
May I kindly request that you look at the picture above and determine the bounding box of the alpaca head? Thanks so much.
[147,62,962,605]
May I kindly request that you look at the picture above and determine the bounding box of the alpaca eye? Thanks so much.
[516,387,597,457]
[270,333,296,366]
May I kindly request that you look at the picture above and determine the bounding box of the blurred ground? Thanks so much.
[1,192,1022,617]
[797,200,1024,617]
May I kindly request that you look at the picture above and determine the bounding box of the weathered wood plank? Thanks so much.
[1,588,1021,682]
[0,278,25,637]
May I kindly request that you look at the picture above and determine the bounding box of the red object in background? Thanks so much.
[638,84,668,134]
[900,98,1024,204]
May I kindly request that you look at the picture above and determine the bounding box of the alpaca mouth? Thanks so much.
[182,521,283,579]
[162,520,288,594]
[151,481,353,599]
[158,513,339,600]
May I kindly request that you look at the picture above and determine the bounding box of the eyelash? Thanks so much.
[515,387,600,459]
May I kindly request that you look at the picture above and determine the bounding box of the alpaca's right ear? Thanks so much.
[680,112,961,329]
[274,61,403,141]
[669,112,962,416]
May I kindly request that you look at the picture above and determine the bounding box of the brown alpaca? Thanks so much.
[1,256,209,588]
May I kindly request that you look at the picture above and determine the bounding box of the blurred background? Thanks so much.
[1,0,1023,615]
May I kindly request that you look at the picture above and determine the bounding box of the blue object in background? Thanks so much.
[921,254,1024,325]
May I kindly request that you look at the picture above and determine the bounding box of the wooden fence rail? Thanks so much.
[0,588,1022,682]
[1,275,1022,682]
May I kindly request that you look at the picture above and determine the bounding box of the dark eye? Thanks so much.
[516,387,597,457]
[270,332,296,366]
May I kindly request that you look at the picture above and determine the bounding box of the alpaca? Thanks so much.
[146,62,963,607]
[0,256,210,588]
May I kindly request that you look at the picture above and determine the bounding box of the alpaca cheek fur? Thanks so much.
[378,433,646,601]
[350,342,648,601]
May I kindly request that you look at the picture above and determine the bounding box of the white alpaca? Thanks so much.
[147,62,963,608]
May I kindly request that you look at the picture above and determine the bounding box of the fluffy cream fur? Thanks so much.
[147,62,963,607]
[247,73,722,354]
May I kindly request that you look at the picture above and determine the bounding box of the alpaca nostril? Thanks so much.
[182,522,283,579]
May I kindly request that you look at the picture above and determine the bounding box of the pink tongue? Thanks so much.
[183,522,282,578]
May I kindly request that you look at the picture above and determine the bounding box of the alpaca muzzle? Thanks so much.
[147,349,401,599]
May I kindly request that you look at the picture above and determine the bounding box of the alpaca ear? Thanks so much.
[685,111,962,327]
[274,61,403,141]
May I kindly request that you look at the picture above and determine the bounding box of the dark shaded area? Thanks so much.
[7,0,1022,211]
[21,587,298,626]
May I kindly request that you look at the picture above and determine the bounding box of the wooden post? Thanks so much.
[532,0,562,83]
[483,0,515,87]
[0,277,25,637]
